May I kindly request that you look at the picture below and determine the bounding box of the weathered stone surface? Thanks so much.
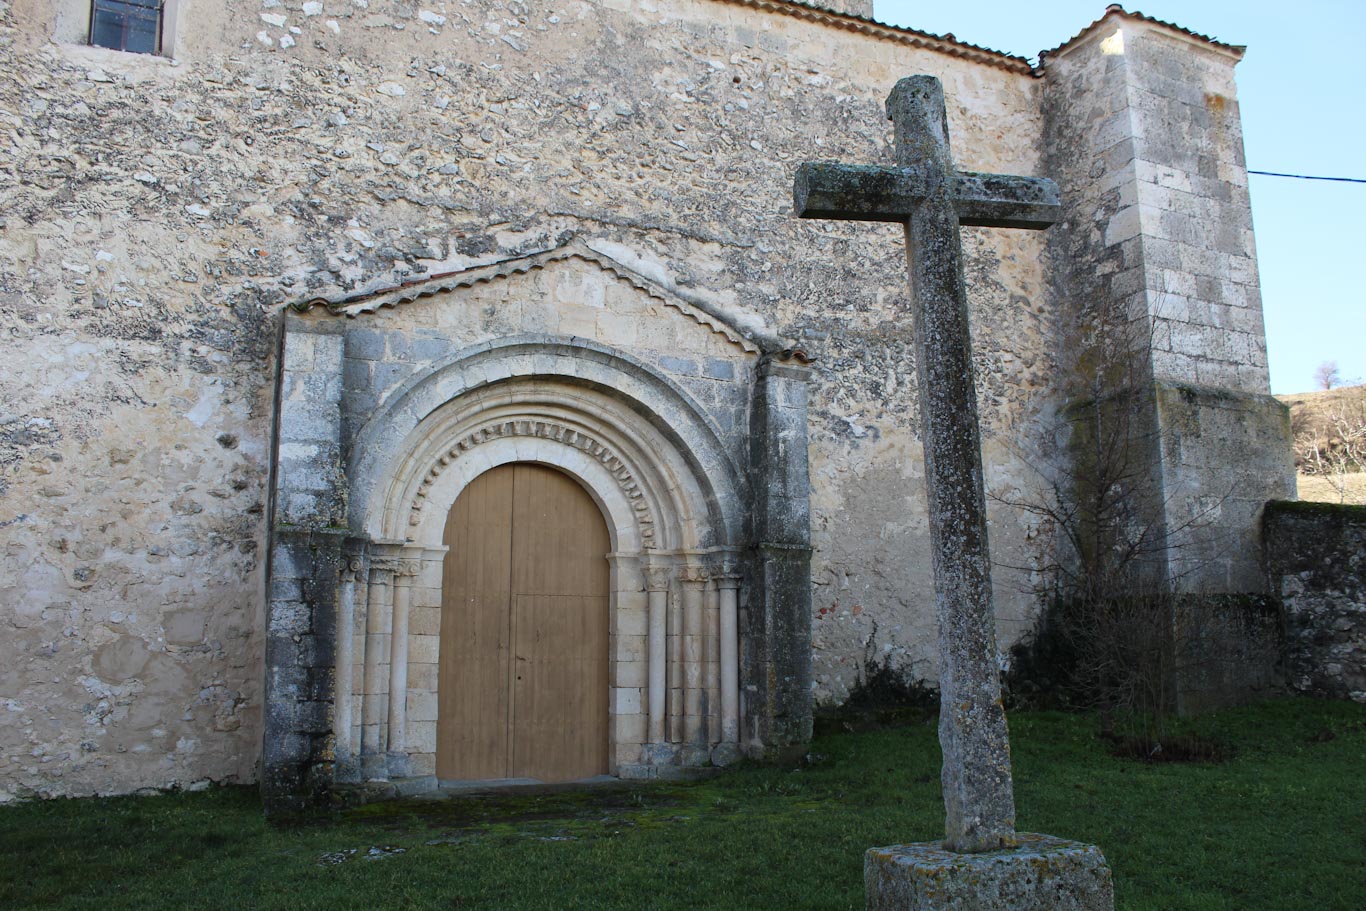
[887,77,1036,852]
[262,527,347,812]
[747,356,817,754]
[866,835,1115,911]
[795,162,1060,228]
[1264,501,1366,702]
[91,637,152,684]
[1171,595,1285,713]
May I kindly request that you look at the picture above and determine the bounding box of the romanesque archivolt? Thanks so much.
[407,418,657,548]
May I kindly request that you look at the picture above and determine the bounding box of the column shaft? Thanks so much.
[387,567,413,756]
[334,561,360,767]
[719,579,740,744]
[361,571,391,764]
[668,584,684,743]
[682,571,705,744]
[705,582,721,744]
[647,584,668,744]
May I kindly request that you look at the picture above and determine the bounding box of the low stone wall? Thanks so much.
[1264,501,1366,702]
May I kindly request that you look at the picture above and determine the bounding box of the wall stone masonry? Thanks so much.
[1264,501,1366,703]
[0,0,1289,800]
[1042,10,1294,596]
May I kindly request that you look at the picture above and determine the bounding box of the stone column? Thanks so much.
[333,550,366,783]
[349,550,371,771]
[668,563,685,744]
[704,576,721,744]
[386,555,420,775]
[360,560,394,780]
[643,563,672,746]
[681,563,708,746]
[716,572,742,745]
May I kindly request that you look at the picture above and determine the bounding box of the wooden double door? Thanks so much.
[437,463,610,782]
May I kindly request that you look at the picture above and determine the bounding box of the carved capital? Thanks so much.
[679,564,709,585]
[339,555,366,581]
[714,573,742,591]
[643,566,673,592]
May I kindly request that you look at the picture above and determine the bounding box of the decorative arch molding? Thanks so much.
[407,417,659,548]
[349,334,747,551]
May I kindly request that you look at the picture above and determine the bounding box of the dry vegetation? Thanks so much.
[1278,384,1366,505]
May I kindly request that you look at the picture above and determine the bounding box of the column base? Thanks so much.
[865,834,1114,911]
[360,752,388,781]
[710,742,743,766]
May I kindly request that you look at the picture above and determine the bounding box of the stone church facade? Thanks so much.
[0,0,1292,803]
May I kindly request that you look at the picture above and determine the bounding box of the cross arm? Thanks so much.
[793,162,930,224]
[952,171,1062,230]
[793,161,1061,230]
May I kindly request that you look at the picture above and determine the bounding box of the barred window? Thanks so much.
[89,0,164,55]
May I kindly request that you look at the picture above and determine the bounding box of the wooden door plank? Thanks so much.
[510,464,610,782]
[437,465,515,781]
[511,593,609,780]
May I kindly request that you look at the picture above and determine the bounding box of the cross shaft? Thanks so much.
[793,76,1059,853]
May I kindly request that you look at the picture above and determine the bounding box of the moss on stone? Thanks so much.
[1265,498,1366,523]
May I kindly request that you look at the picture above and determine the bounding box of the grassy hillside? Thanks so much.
[1277,383,1366,505]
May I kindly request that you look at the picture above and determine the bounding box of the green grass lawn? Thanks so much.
[2,698,1362,910]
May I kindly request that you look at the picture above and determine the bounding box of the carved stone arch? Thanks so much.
[349,334,747,552]
[403,415,662,548]
[265,318,814,807]
[412,432,649,555]
[322,335,762,786]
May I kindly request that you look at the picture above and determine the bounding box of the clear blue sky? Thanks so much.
[873,1,1365,394]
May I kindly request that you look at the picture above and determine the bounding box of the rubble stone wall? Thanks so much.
[1264,501,1366,703]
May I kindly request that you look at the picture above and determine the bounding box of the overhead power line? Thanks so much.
[1249,170,1366,184]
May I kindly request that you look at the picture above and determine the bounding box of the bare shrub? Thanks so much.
[998,304,1230,746]
[1294,390,1366,503]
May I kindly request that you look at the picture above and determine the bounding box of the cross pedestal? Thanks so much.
[794,76,1114,909]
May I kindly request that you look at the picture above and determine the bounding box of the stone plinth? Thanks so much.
[866,834,1115,911]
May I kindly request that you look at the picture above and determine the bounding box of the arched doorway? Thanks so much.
[436,462,610,782]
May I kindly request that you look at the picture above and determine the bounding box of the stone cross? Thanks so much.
[794,76,1060,853]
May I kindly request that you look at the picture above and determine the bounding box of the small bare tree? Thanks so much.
[1314,360,1342,391]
